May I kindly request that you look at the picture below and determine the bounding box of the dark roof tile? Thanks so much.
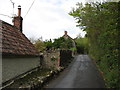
[0,20,39,56]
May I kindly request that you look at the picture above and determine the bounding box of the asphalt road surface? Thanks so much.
[45,55,105,88]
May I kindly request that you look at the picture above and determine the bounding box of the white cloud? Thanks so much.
[0,0,86,40]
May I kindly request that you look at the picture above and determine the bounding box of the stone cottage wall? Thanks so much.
[2,57,40,83]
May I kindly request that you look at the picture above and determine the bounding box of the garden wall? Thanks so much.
[41,49,73,69]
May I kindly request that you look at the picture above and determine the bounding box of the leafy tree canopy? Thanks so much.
[53,37,73,49]
[69,2,119,88]
[34,39,45,52]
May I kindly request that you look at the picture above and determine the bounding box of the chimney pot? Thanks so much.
[18,5,21,16]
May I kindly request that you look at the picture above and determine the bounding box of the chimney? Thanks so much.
[13,5,23,32]
[64,31,67,35]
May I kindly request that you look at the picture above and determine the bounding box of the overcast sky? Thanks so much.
[0,0,118,40]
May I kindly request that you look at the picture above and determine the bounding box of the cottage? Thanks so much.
[63,31,73,40]
[63,31,76,54]
[0,6,40,84]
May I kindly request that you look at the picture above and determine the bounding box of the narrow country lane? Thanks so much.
[45,55,105,88]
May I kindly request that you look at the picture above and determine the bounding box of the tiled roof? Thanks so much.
[0,20,39,56]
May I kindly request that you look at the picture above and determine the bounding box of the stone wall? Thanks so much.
[2,57,40,83]
[40,50,60,69]
[41,49,73,69]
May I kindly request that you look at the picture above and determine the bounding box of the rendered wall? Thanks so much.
[2,57,40,83]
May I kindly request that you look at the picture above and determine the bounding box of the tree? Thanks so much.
[69,2,119,88]
[53,37,73,49]
[75,37,88,54]
[34,39,45,52]
[44,39,53,50]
